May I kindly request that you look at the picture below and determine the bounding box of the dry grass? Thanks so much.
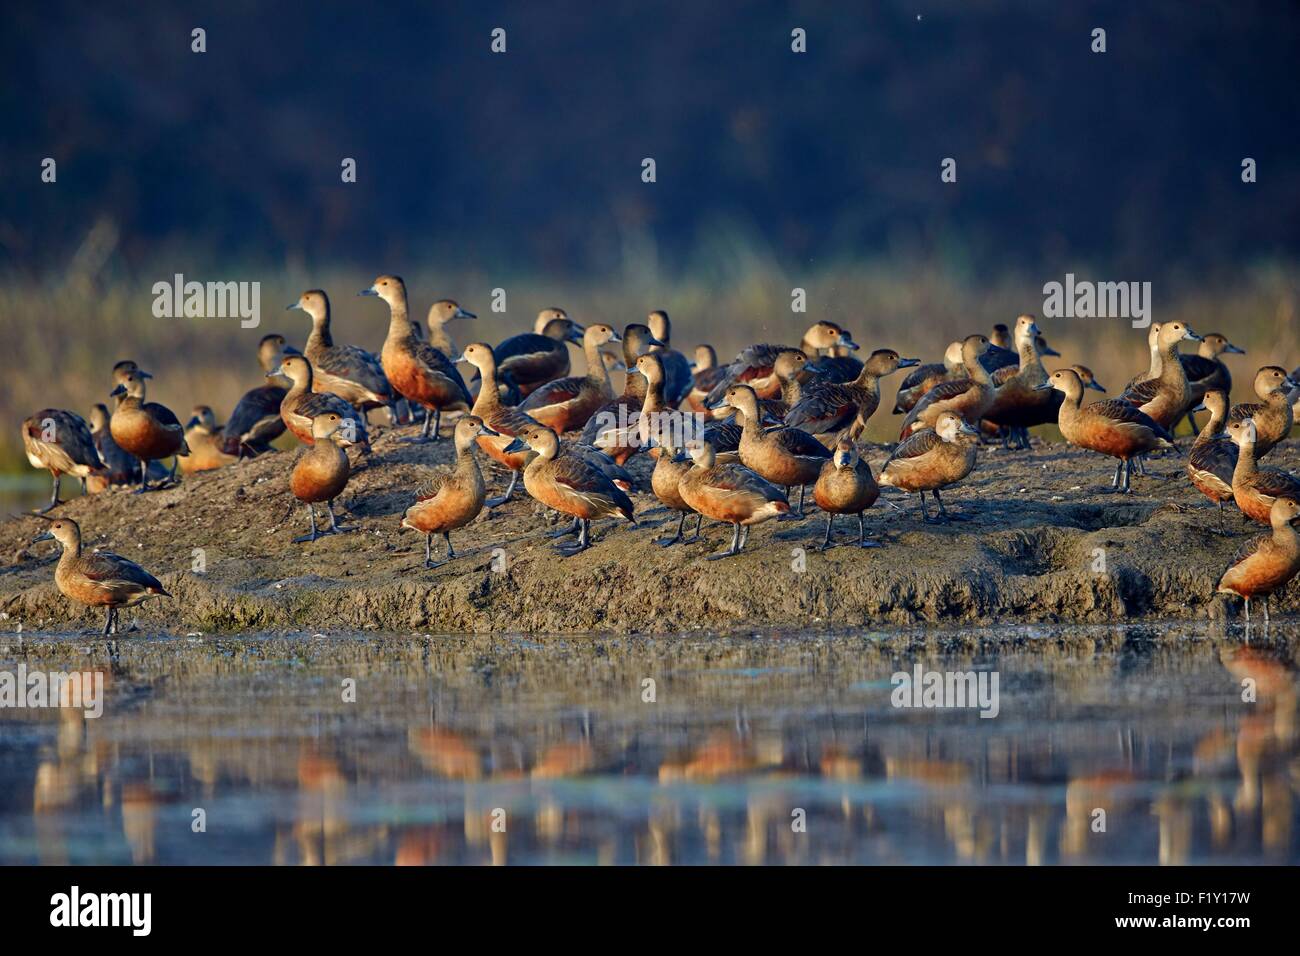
[3,255,1297,470]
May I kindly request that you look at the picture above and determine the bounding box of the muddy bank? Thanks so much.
[1,426,1297,635]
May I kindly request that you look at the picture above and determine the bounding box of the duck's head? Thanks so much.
[634,352,665,385]
[1036,366,1083,398]
[1200,333,1245,358]
[961,334,991,364]
[358,274,406,307]
[942,340,965,368]
[453,342,495,374]
[1226,418,1257,448]
[773,349,811,383]
[1036,335,1061,357]
[832,437,858,469]
[273,354,312,384]
[287,289,328,321]
[32,516,80,550]
[692,344,717,371]
[804,321,857,352]
[1253,365,1295,397]
[1014,314,1041,345]
[719,383,760,420]
[584,323,621,349]
[112,360,141,386]
[258,333,291,373]
[536,308,580,338]
[454,414,498,449]
[428,299,476,327]
[1158,321,1201,348]
[186,405,218,432]
[935,412,977,442]
[502,424,557,456]
[685,438,716,468]
[990,323,1012,350]
[622,323,665,359]
[311,412,354,446]
[646,310,671,346]
[109,368,151,399]
[1269,497,1300,527]
[864,348,920,376]
[1145,322,1163,349]
[88,403,110,432]
[1201,389,1229,419]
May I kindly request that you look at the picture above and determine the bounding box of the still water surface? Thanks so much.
[0,624,1296,864]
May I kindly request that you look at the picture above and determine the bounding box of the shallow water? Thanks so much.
[0,623,1296,865]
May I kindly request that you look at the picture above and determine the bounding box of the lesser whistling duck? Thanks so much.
[900,334,995,438]
[21,409,105,512]
[179,406,239,474]
[646,311,694,407]
[707,349,809,423]
[32,517,170,635]
[276,354,372,453]
[677,438,790,559]
[1119,321,1202,431]
[1218,497,1300,626]
[461,341,545,506]
[981,325,1060,375]
[805,329,866,383]
[221,333,294,458]
[703,321,858,406]
[579,324,665,459]
[1227,366,1295,458]
[517,323,622,432]
[484,308,585,402]
[879,411,979,522]
[424,298,477,358]
[289,412,356,542]
[721,383,832,518]
[687,345,728,413]
[109,369,189,491]
[1185,390,1238,533]
[401,415,498,567]
[1179,333,1245,429]
[503,424,636,555]
[648,432,702,547]
[361,275,472,442]
[89,403,162,490]
[1226,418,1300,525]
[813,437,881,549]
[1041,367,1175,493]
[983,315,1055,449]
[1123,322,1164,391]
[784,349,918,438]
[893,341,964,414]
[289,290,394,418]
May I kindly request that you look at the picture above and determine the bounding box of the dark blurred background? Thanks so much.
[3,0,1298,278]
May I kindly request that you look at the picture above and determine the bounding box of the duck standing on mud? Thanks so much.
[899,334,995,438]
[813,436,881,548]
[109,369,189,491]
[1227,366,1296,458]
[783,349,919,441]
[579,324,665,461]
[982,315,1055,450]
[289,413,356,543]
[518,323,622,432]
[1217,497,1300,626]
[361,275,472,442]
[1185,390,1239,534]
[648,432,702,547]
[21,409,106,512]
[1039,367,1175,493]
[1226,419,1300,525]
[288,290,394,422]
[720,383,831,518]
[276,355,372,454]
[461,342,545,507]
[401,416,498,568]
[31,517,170,635]
[503,424,636,555]
[879,411,979,522]
[678,438,789,559]
[1118,321,1202,432]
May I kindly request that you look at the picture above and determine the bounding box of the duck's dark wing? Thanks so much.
[520,375,585,409]
[806,355,863,384]
[703,343,783,406]
[297,392,371,443]
[551,455,635,519]
[318,345,391,397]
[702,419,742,453]
[899,362,945,392]
[660,350,694,405]
[882,428,944,469]
[980,345,1019,373]
[83,550,166,595]
[1228,401,1263,425]
[414,341,473,405]
[30,409,102,469]
[1180,354,1220,383]
[1091,399,1174,439]
[1252,468,1300,500]
[773,425,834,460]
[224,385,286,453]
[143,402,184,429]
[784,385,858,434]
[1188,438,1237,484]
[1120,379,1160,406]
[565,443,635,490]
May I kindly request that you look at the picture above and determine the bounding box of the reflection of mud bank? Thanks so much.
[2,430,1298,634]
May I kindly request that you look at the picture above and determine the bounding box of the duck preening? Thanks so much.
[21,409,106,512]
[179,405,238,473]
[288,412,355,542]
[32,517,169,635]
[109,369,189,491]
[813,436,881,548]
[879,411,979,522]
[362,275,472,441]
[900,334,994,438]
[677,438,789,559]
[1217,497,1300,626]
[401,415,497,567]
[503,424,636,555]
[1041,366,1175,493]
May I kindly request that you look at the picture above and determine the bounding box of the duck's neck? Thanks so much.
[1197,409,1227,443]
[309,313,333,350]
[585,339,611,391]
[965,353,993,387]
[59,539,82,562]
[1270,517,1300,554]
[472,363,500,415]
[641,378,665,414]
[1144,342,1163,379]
[427,322,455,357]
[780,375,803,406]
[455,440,481,479]
[800,334,829,356]
[1232,441,1258,482]
[1155,341,1187,388]
[285,371,311,400]
[623,367,647,402]
[385,299,414,343]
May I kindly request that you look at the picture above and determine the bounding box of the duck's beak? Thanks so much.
[480,425,501,437]
[32,530,54,544]
[609,361,627,372]
[566,327,585,344]
[502,437,528,454]
[109,384,126,398]
[455,307,476,320]
[358,286,378,297]
[898,357,921,368]
[759,412,783,427]
[1185,328,1204,342]
[1285,376,1299,390]
[449,353,467,364]
[608,331,623,344]
[1040,343,1062,357]
[1086,379,1107,392]
[959,422,980,436]
[286,301,302,311]
[1033,382,1055,392]
[1225,343,1246,355]
[138,371,153,379]
[1190,403,1207,413]
[647,335,667,348]
[840,336,861,351]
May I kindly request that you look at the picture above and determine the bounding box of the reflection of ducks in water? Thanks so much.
[531,741,594,779]
[1061,770,1138,860]
[658,733,760,782]
[408,727,482,780]
[121,782,159,864]
[289,751,349,866]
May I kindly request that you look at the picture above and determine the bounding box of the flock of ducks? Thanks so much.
[16,275,1300,633]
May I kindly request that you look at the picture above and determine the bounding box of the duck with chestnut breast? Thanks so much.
[1218,497,1300,626]
[1227,366,1296,458]
[503,424,636,555]
[678,438,790,559]
[179,406,239,474]
[21,409,106,512]
[109,369,189,491]
[784,349,919,439]
[476,308,585,403]
[289,412,356,543]
[221,333,296,458]
[461,342,547,507]
[893,341,965,414]
[983,315,1053,450]
[276,354,372,453]
[988,361,1107,450]
[518,323,622,432]
[647,431,703,547]
[579,324,666,460]
[710,349,812,422]
[878,411,979,522]
[31,517,170,635]
[899,334,996,438]
[1119,321,1202,431]
[361,275,472,442]
[400,415,498,568]
[687,345,729,413]
[1226,419,1300,526]
[703,321,859,406]
[1039,367,1176,493]
[1185,390,1238,534]
[288,290,395,420]
[1178,333,1245,430]
[813,436,881,548]
[720,383,831,518]
[646,310,694,407]
[88,403,164,491]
